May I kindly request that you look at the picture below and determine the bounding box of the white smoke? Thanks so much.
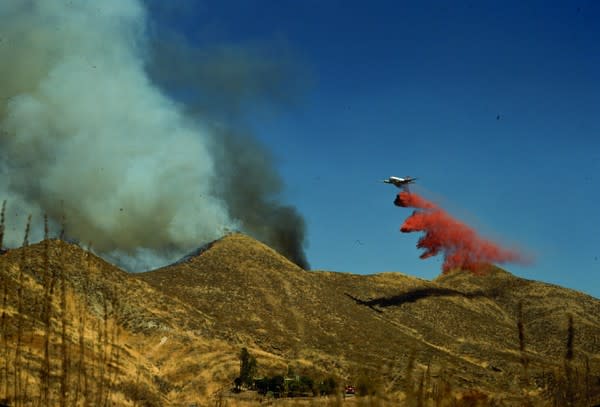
[0,0,243,268]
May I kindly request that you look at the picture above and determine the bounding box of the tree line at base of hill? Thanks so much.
[233,348,339,398]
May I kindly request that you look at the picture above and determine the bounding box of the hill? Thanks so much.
[0,239,244,406]
[138,233,600,404]
[1,234,599,405]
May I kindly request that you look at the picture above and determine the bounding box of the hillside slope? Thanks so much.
[0,239,250,406]
[138,233,600,403]
[1,234,599,405]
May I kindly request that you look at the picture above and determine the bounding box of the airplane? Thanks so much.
[382,176,417,189]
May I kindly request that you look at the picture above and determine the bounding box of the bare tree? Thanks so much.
[15,215,32,407]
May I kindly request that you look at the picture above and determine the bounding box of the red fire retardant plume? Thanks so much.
[394,192,525,274]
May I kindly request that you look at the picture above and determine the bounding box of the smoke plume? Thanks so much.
[0,0,308,269]
[395,191,525,274]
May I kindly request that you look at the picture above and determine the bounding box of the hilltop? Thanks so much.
[0,234,599,405]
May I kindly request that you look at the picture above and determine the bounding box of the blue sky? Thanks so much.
[149,1,600,297]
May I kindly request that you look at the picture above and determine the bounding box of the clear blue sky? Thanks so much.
[148,1,600,297]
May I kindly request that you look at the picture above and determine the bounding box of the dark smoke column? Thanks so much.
[394,191,526,274]
[143,7,312,269]
[209,130,309,269]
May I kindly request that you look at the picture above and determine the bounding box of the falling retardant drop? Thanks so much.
[394,191,527,274]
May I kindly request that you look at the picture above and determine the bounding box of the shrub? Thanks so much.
[319,376,338,395]
[356,375,378,397]
[287,375,314,397]
[118,380,162,407]
[269,375,285,397]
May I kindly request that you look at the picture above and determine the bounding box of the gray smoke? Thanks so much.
[0,0,309,269]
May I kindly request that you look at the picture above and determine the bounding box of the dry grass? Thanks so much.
[0,220,160,406]
[0,229,598,406]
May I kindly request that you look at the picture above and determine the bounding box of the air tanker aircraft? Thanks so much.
[382,176,417,189]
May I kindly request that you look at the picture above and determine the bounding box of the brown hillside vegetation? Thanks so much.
[138,234,600,405]
[1,233,599,406]
[0,239,245,406]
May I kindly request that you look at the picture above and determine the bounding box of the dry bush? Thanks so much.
[118,380,162,407]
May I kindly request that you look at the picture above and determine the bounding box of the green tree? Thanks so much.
[269,375,285,397]
[255,377,269,395]
[238,348,257,388]
[288,376,314,397]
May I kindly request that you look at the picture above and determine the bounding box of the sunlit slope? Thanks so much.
[437,267,600,362]
[2,234,599,405]
[0,240,245,405]
[137,233,600,397]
